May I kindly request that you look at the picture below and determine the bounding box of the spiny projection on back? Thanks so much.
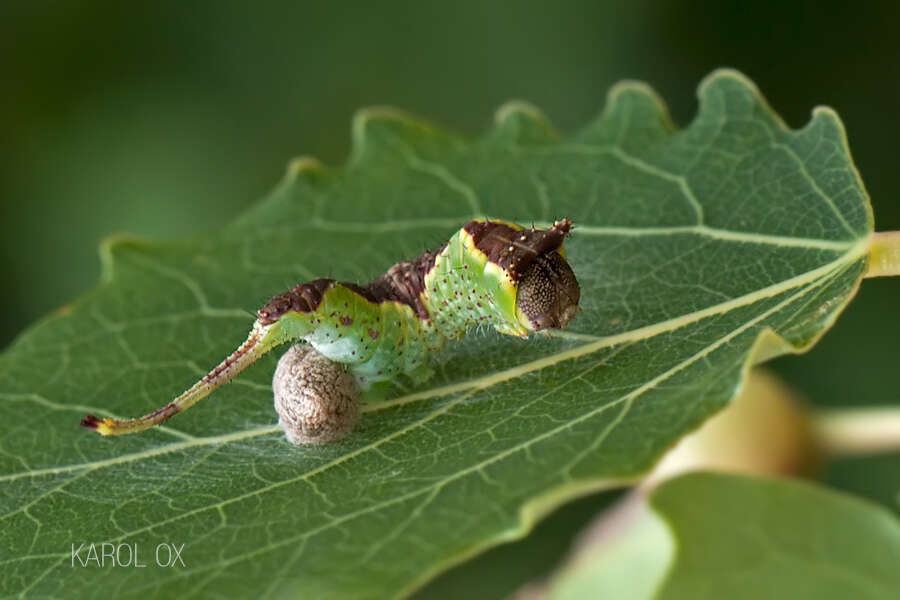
[81,219,581,436]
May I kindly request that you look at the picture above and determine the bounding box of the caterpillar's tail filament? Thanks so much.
[81,321,282,436]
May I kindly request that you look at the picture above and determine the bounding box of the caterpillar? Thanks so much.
[81,219,580,437]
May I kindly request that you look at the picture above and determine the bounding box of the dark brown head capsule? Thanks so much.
[516,250,580,331]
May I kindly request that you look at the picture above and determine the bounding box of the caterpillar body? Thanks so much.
[81,219,580,437]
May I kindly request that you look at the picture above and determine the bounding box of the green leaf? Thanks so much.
[0,70,874,598]
[652,473,900,600]
[543,494,674,600]
[543,473,900,600]
[413,489,623,600]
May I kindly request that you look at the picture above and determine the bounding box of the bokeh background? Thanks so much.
[3,1,899,595]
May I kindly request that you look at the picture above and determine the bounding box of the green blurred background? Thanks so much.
[2,1,898,593]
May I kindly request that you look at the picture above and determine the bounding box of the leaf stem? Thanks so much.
[865,231,900,278]
[812,407,900,456]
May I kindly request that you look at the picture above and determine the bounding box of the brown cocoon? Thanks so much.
[272,344,360,444]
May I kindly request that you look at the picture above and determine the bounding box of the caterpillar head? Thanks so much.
[516,250,581,331]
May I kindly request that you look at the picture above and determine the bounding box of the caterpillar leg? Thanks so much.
[81,320,285,436]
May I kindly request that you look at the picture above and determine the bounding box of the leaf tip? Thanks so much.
[808,105,846,136]
[349,106,441,165]
[285,155,326,182]
[98,233,149,285]
[607,79,660,103]
[492,100,557,143]
[696,68,794,134]
[809,105,874,232]
[495,99,553,127]
[351,106,432,136]
[602,79,674,133]
[697,67,759,98]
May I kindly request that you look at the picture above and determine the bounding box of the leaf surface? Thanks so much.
[543,473,900,600]
[0,70,874,598]
[651,472,900,600]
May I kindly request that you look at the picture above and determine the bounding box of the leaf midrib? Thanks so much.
[270,218,861,248]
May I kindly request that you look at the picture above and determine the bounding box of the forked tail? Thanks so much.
[81,321,283,436]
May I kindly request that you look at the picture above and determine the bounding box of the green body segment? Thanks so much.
[273,223,527,386]
[425,222,527,339]
[273,287,430,385]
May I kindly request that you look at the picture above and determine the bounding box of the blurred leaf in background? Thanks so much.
[540,473,900,600]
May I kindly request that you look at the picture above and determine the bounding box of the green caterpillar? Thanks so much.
[81,219,580,436]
